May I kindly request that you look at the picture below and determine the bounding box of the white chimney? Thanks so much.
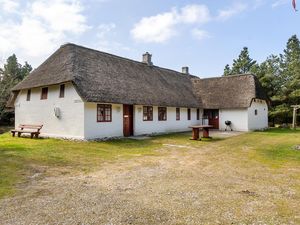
[182,66,189,74]
[142,52,153,66]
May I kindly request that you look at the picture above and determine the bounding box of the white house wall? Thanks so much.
[219,99,268,131]
[248,100,268,130]
[219,108,249,131]
[84,103,123,139]
[83,104,202,139]
[134,106,201,135]
[14,82,85,139]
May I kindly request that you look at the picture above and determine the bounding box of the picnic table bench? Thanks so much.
[11,124,43,139]
[189,125,213,140]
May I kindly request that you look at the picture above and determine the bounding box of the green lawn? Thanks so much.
[223,128,300,167]
[0,129,299,199]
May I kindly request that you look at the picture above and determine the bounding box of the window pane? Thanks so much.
[187,108,191,120]
[41,87,48,100]
[59,84,65,98]
[158,107,167,121]
[176,108,180,120]
[149,107,153,120]
[26,89,31,101]
[143,106,153,121]
[97,104,112,122]
[100,108,104,121]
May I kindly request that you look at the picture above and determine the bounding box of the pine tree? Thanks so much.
[223,47,257,76]
[223,35,300,124]
[232,47,257,74]
[256,55,282,98]
[280,35,300,105]
[223,64,232,76]
[269,35,300,123]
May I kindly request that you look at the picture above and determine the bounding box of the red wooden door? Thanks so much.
[123,105,134,137]
[204,109,219,129]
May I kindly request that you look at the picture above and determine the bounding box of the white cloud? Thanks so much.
[0,0,89,66]
[31,0,89,33]
[97,23,116,39]
[95,23,131,53]
[191,29,211,41]
[217,3,248,21]
[131,4,211,43]
[131,10,178,43]
[0,0,19,13]
[272,0,289,8]
[15,18,61,57]
[180,4,211,24]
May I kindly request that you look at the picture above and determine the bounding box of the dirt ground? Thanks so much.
[0,132,299,225]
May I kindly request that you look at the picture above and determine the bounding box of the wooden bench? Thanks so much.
[11,124,43,139]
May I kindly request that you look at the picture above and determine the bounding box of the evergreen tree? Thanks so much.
[269,35,300,123]
[223,64,232,76]
[223,47,257,76]
[223,35,300,125]
[0,55,32,125]
[280,35,300,105]
[256,55,282,98]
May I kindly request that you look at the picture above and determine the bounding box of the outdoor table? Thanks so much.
[189,125,213,140]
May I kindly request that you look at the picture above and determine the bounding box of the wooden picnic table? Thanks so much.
[189,125,213,140]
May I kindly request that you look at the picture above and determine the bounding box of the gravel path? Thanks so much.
[0,136,299,224]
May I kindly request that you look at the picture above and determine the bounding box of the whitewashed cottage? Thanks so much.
[8,43,269,139]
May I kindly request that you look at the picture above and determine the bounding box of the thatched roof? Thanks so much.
[12,43,200,108]
[192,74,269,109]
[12,43,268,109]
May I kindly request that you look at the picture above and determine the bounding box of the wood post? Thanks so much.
[292,108,297,129]
[191,128,200,140]
[203,128,210,138]
[291,105,299,129]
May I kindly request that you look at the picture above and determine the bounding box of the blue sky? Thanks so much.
[0,0,298,77]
